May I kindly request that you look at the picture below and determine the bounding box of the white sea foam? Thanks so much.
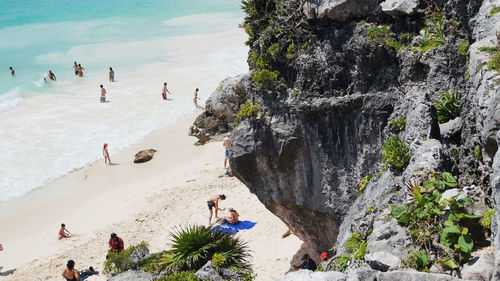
[0,87,23,113]
[0,24,248,201]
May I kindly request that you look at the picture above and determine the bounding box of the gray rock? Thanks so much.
[127,244,149,270]
[365,216,409,271]
[303,0,380,21]
[107,270,153,281]
[194,261,241,281]
[461,249,495,281]
[275,270,346,281]
[380,0,418,17]
[441,188,460,200]
[439,117,462,140]
[134,149,157,163]
[404,139,444,180]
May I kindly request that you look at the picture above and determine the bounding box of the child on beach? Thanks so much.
[109,67,114,82]
[194,88,200,107]
[207,194,226,225]
[162,82,171,100]
[103,143,111,164]
[100,85,106,103]
[9,66,14,75]
[219,207,239,225]
[223,133,230,169]
[73,62,78,75]
[48,70,56,81]
[62,260,80,281]
[59,223,72,239]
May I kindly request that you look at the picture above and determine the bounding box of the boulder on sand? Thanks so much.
[134,149,157,163]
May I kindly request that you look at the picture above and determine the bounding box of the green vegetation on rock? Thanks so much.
[234,101,262,126]
[157,271,199,281]
[458,40,469,56]
[390,117,406,133]
[268,43,279,56]
[333,232,367,271]
[103,241,149,274]
[487,53,500,72]
[474,145,482,160]
[159,225,248,271]
[367,25,391,42]
[435,90,461,124]
[419,6,445,52]
[490,6,500,17]
[479,46,500,53]
[481,209,495,229]
[252,69,279,88]
[287,43,297,57]
[358,175,373,193]
[382,136,411,171]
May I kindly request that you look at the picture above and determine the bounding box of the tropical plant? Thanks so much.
[160,225,249,271]
[419,6,445,52]
[139,251,168,275]
[382,136,411,171]
[332,232,367,271]
[103,241,148,274]
[156,271,199,281]
[435,90,461,124]
[252,69,279,88]
[240,269,257,281]
[211,252,227,268]
[390,117,406,133]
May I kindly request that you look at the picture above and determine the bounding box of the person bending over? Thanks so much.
[207,194,226,225]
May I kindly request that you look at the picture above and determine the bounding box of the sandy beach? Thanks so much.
[0,116,302,281]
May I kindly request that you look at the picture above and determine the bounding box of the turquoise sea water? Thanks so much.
[0,0,248,201]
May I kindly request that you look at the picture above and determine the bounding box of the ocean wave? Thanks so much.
[0,87,23,113]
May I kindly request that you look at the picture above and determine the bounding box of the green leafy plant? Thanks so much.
[390,117,406,133]
[367,25,391,42]
[333,232,367,271]
[382,136,411,171]
[481,209,495,229]
[252,69,279,88]
[301,42,309,50]
[474,145,482,160]
[157,271,199,281]
[211,252,227,268]
[400,33,412,44]
[435,90,461,124]
[488,53,500,72]
[160,225,249,271]
[234,101,262,126]
[240,269,257,281]
[268,43,279,56]
[419,6,445,52]
[491,6,500,17]
[287,43,296,57]
[103,241,149,274]
[479,46,500,53]
[458,40,469,56]
[408,250,430,270]
[358,175,373,193]
[139,251,168,275]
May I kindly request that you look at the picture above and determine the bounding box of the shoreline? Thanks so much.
[0,115,302,280]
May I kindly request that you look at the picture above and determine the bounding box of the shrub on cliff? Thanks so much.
[434,90,461,124]
[252,69,279,88]
[332,232,367,271]
[382,136,411,171]
[157,271,199,281]
[234,101,262,126]
[160,225,249,271]
[103,241,149,274]
[390,117,406,133]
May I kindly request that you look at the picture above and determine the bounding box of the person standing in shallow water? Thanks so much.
[48,70,56,81]
[78,64,84,77]
[109,67,114,82]
[162,82,171,100]
[100,85,106,103]
[193,88,200,107]
[73,62,78,75]
[9,66,14,75]
[103,143,111,164]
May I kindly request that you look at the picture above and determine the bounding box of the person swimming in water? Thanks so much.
[9,66,14,75]
[109,67,114,82]
[48,70,56,81]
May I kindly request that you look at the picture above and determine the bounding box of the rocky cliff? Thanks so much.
[194,0,500,279]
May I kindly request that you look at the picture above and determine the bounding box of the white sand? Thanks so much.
[0,117,302,281]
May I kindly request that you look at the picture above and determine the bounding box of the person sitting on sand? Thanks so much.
[109,67,114,82]
[223,133,230,169]
[78,64,84,77]
[103,143,111,164]
[48,70,56,81]
[293,254,317,271]
[59,223,72,239]
[219,207,239,225]
[73,62,78,75]
[194,88,200,107]
[100,85,106,103]
[162,82,171,100]
[62,260,80,281]
[207,194,226,225]
[108,233,124,253]
[9,67,14,76]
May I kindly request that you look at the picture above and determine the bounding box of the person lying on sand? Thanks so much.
[59,223,72,239]
[207,194,226,225]
[62,260,80,281]
[218,207,239,225]
[48,70,56,81]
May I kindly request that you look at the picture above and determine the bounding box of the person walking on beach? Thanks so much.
[207,194,226,225]
[162,82,171,100]
[59,223,72,239]
[103,143,111,164]
[78,64,84,77]
[73,62,78,75]
[108,233,124,253]
[109,67,115,82]
[100,85,106,103]
[48,70,56,81]
[223,133,230,169]
[194,88,200,107]
[62,260,81,281]
[9,67,14,76]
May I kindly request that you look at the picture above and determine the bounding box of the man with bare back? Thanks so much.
[207,194,226,225]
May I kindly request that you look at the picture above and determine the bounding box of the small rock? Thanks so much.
[134,149,157,163]
[461,249,495,280]
[439,117,462,140]
[195,261,240,281]
[380,0,418,17]
[275,269,346,281]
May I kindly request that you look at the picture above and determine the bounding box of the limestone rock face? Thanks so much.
[107,270,153,281]
[380,0,418,17]
[275,269,345,281]
[194,261,241,281]
[461,249,495,281]
[134,149,157,163]
[303,0,380,21]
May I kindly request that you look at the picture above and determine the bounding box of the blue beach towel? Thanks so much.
[212,221,257,235]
